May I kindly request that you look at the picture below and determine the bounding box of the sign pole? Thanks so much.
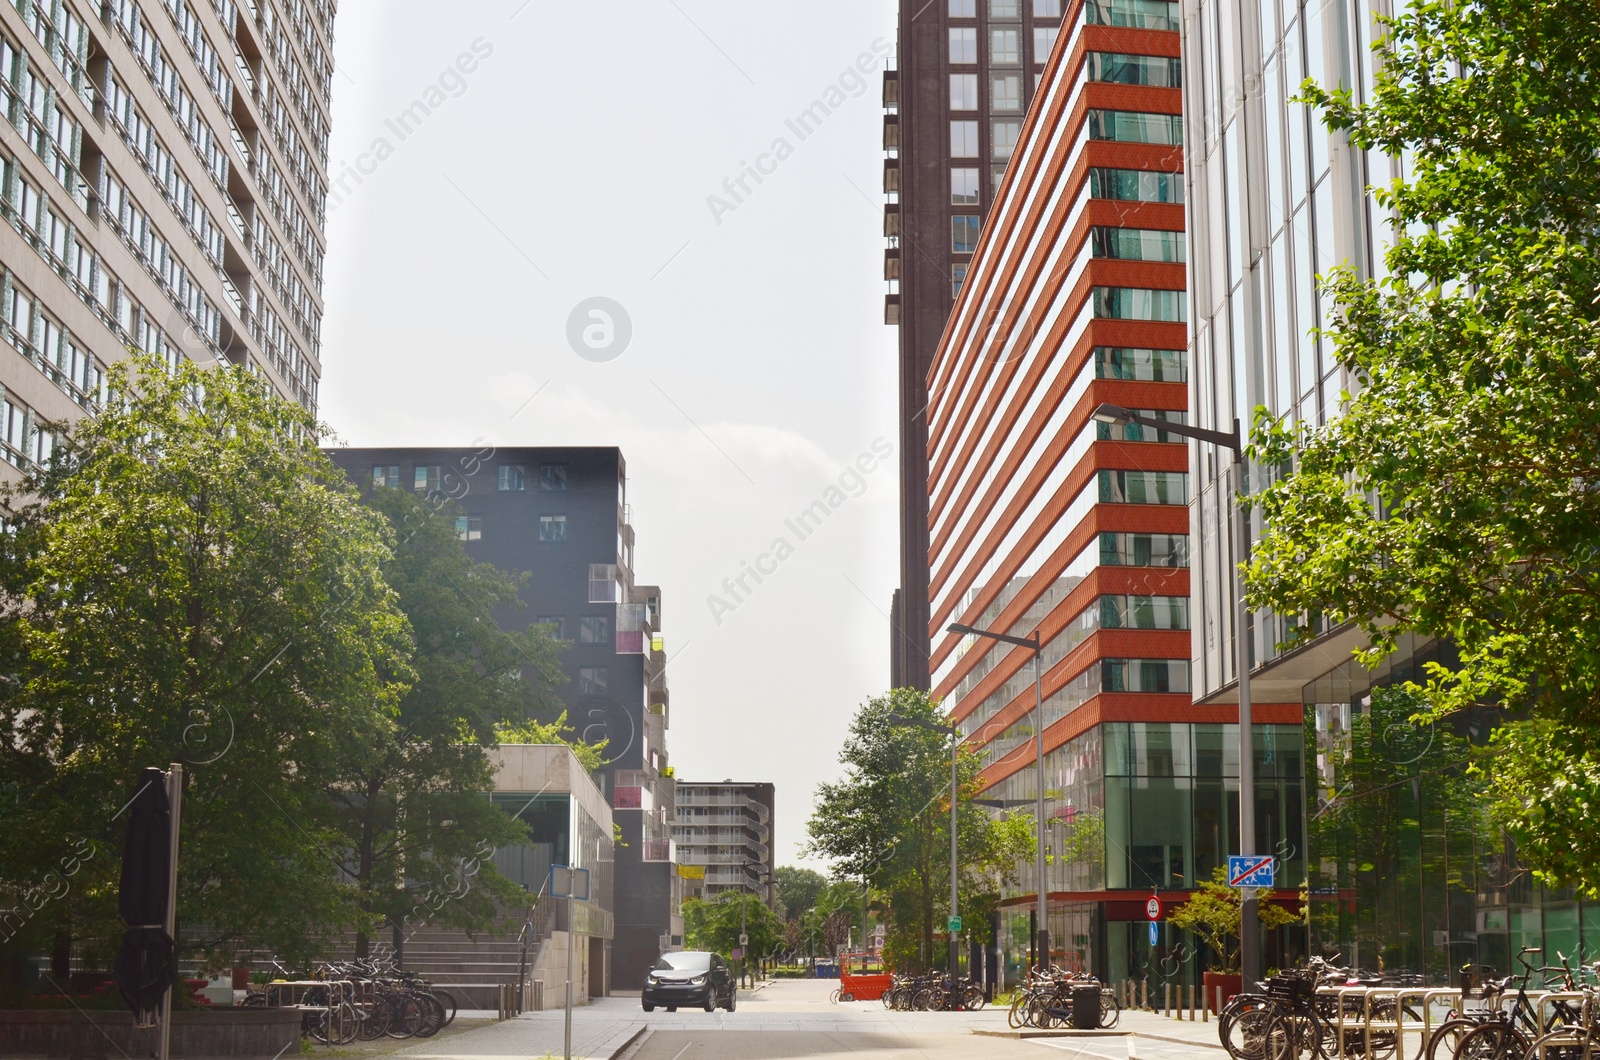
[564,891,573,1060]
[157,764,183,1060]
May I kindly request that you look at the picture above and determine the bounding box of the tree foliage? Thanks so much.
[1248,0,1600,892]
[326,486,572,954]
[1167,868,1305,974]
[771,866,827,923]
[805,689,1033,971]
[681,890,784,972]
[0,356,411,971]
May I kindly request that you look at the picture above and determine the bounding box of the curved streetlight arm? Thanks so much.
[1092,403,1242,454]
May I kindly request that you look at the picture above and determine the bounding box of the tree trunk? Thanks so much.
[353,799,376,959]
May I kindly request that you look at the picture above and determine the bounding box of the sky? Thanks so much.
[319,1,903,873]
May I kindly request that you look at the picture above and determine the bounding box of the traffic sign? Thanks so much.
[739,933,748,946]
[1227,855,1276,888]
[549,864,591,900]
[1149,921,1159,945]
[731,948,743,960]
[1145,896,1161,921]
[947,916,963,934]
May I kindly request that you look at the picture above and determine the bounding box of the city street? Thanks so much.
[404,980,1222,1060]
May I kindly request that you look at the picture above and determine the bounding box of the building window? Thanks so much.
[949,27,977,64]
[1088,167,1185,203]
[952,264,969,299]
[1034,0,1062,14]
[992,120,1021,160]
[539,514,568,542]
[1087,109,1184,145]
[1084,0,1180,30]
[990,0,1020,15]
[991,28,1020,65]
[454,516,482,541]
[1099,532,1190,568]
[579,615,613,644]
[950,0,976,13]
[951,120,980,157]
[1094,346,1189,382]
[578,667,608,696]
[992,74,1022,112]
[540,463,568,491]
[1088,52,1182,87]
[371,465,399,488]
[589,564,619,603]
[1034,27,1061,62]
[1095,408,1190,442]
[536,615,567,640]
[951,167,980,205]
[1090,226,1186,262]
[1101,659,1191,694]
[497,465,526,491]
[1092,286,1187,321]
[1098,470,1189,505]
[949,73,979,110]
[952,215,982,253]
[414,466,441,492]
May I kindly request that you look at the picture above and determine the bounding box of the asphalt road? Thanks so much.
[614,980,1212,1060]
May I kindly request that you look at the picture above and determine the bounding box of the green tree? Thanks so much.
[1247,0,1600,893]
[1168,868,1305,974]
[681,890,784,980]
[805,688,1034,971]
[772,866,827,922]
[326,486,578,956]
[0,356,411,978]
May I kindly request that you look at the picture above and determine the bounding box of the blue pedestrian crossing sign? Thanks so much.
[1148,921,1158,945]
[1227,855,1275,888]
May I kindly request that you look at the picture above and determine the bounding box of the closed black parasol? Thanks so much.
[114,768,175,1026]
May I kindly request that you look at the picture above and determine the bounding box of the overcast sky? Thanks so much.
[320,1,902,873]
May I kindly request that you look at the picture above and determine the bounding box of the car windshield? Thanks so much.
[653,952,711,972]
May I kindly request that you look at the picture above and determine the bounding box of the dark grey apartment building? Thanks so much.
[885,0,1067,688]
[327,445,681,992]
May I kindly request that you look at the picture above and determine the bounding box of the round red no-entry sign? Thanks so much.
[1146,896,1161,921]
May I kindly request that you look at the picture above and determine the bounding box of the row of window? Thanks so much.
[950,119,1022,161]
[2,273,108,407]
[101,169,223,347]
[1095,406,1189,443]
[1096,530,1189,568]
[1087,109,1184,146]
[1087,52,1182,89]
[1084,0,1180,32]
[949,72,1026,112]
[950,0,1063,16]
[1090,225,1185,263]
[1094,346,1188,382]
[1088,167,1184,204]
[0,389,55,470]
[1092,286,1186,322]
[108,0,229,192]
[372,463,572,493]
[0,32,84,206]
[535,615,615,645]
[948,27,1059,67]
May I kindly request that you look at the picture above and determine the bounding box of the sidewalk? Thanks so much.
[371,999,649,1060]
[974,1007,1227,1051]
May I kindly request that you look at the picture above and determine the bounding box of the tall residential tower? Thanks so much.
[0,0,330,473]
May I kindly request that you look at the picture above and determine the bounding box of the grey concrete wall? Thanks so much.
[0,1008,301,1059]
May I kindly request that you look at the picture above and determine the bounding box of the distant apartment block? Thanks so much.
[673,782,775,907]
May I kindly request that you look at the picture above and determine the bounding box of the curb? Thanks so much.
[972,1028,1227,1051]
[603,1024,650,1059]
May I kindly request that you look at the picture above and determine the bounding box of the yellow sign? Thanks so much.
[676,864,705,879]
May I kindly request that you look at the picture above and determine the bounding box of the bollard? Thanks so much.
[1187,984,1195,1021]
[1164,982,1171,1017]
[1203,983,1209,1023]
[1140,979,1147,1011]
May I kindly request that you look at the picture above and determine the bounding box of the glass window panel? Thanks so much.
[952,215,982,253]
[1087,52,1182,87]
[1084,0,1179,31]
[950,0,976,14]
[949,73,979,110]
[951,120,980,157]
[991,120,1021,160]
[1033,27,1060,62]
[990,0,1020,15]
[949,27,978,64]
[991,73,1022,112]
[991,28,1020,65]
[951,167,980,204]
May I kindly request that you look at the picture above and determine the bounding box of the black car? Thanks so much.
[641,950,737,1012]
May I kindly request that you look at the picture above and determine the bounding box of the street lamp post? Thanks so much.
[886,712,962,991]
[1093,402,1260,989]
[946,623,1050,973]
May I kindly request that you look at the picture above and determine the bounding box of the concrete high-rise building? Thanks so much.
[0,0,329,472]
[926,0,1306,983]
[885,0,1068,689]
[672,782,775,907]
[328,446,683,991]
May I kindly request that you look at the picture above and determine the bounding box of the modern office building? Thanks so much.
[1183,0,1600,980]
[0,0,330,475]
[672,782,775,907]
[885,0,1068,689]
[328,446,683,991]
[925,0,1304,985]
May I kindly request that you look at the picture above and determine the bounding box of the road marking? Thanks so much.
[1127,1037,1139,1059]
[669,1044,693,1060]
[1029,1041,1127,1060]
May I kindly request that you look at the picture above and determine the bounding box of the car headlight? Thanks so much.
[645,974,658,983]
[691,975,707,985]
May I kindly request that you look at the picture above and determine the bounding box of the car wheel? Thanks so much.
[727,990,737,1013]
[642,1003,654,1012]
[666,1006,677,1013]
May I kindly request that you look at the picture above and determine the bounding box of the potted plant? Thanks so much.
[1167,867,1306,1013]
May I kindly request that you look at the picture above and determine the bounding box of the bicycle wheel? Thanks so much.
[1027,995,1054,1030]
[1423,1019,1478,1060]
[963,984,986,1011]
[354,995,390,1041]
[1263,1013,1320,1060]
[432,989,458,1027]
[1454,1022,1530,1060]
[1523,1027,1593,1060]
[1224,1004,1273,1060]
[1008,991,1029,1028]
[1099,988,1121,1029]
[829,988,841,1005]
[385,995,423,1039]
[413,993,445,1038]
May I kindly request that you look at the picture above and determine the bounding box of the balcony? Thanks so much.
[642,838,675,863]
[882,70,899,109]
